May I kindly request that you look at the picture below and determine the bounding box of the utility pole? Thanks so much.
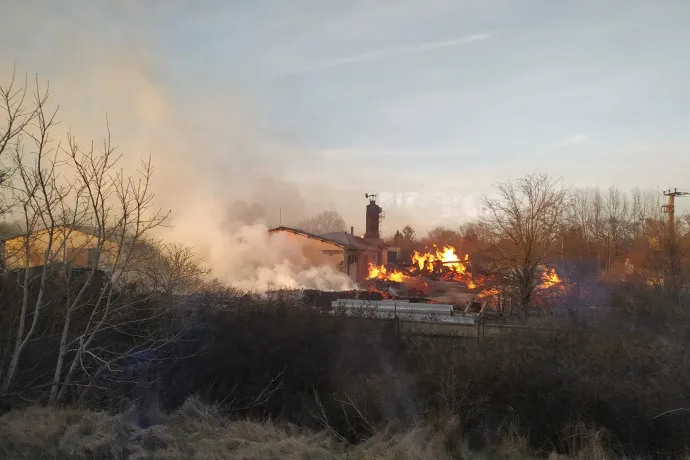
[662,188,689,304]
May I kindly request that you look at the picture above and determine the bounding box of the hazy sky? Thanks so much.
[2,0,690,230]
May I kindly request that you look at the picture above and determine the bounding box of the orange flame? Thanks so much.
[412,245,469,272]
[539,268,562,289]
[367,264,407,282]
[478,287,500,298]
[411,245,481,286]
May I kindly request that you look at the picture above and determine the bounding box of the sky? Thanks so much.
[2,0,690,233]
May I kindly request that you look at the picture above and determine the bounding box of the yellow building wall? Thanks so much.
[2,227,118,270]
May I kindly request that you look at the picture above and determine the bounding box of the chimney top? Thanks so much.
[350,226,354,235]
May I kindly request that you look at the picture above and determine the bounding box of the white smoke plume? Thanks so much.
[226,226,357,292]
[0,1,355,293]
[160,195,356,292]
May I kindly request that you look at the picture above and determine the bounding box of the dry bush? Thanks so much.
[0,400,638,460]
[350,425,455,460]
[0,398,340,460]
[0,405,86,459]
[4,289,690,458]
[404,324,690,457]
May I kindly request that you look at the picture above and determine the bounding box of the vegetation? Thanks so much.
[0,290,689,459]
[295,210,347,235]
[0,398,626,460]
[2,71,690,459]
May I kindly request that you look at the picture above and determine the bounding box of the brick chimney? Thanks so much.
[364,194,382,241]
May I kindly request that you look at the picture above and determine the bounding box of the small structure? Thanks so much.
[268,226,387,283]
[269,194,391,284]
[0,225,117,272]
[330,299,476,324]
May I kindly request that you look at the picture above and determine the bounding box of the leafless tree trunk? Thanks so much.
[568,188,594,260]
[0,71,177,403]
[0,77,73,393]
[603,186,630,269]
[47,140,168,404]
[588,188,606,269]
[0,68,40,214]
[630,188,646,241]
[481,173,567,313]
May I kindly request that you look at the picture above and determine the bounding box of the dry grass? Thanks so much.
[0,398,658,460]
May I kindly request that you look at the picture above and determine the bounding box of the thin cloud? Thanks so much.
[283,32,495,75]
[552,134,588,151]
[317,146,482,158]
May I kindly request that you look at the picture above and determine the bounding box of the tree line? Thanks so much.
[387,176,687,313]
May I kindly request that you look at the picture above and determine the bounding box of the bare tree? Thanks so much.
[401,225,416,244]
[630,188,646,241]
[0,76,67,393]
[46,134,168,404]
[567,187,594,260]
[458,222,488,246]
[126,241,210,295]
[0,68,40,215]
[297,210,346,234]
[587,187,606,268]
[602,186,630,268]
[481,173,568,312]
[425,226,460,247]
[0,73,172,404]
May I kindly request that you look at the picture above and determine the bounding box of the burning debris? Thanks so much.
[366,245,490,293]
[412,246,469,278]
[366,264,408,283]
[539,268,562,289]
[364,243,565,315]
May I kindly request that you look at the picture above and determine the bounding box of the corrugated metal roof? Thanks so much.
[268,226,344,247]
[320,232,386,250]
[269,226,386,251]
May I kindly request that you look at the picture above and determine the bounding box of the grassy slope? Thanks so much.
[0,398,629,460]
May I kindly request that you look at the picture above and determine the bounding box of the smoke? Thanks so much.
[0,0,352,292]
[165,198,355,291]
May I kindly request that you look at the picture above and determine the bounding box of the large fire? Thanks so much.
[412,246,467,272]
[366,243,564,309]
[367,245,482,287]
[367,264,408,282]
[411,245,484,287]
[539,268,562,289]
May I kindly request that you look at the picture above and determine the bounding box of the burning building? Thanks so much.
[269,194,564,317]
[269,195,399,284]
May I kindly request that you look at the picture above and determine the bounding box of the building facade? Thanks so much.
[0,226,117,271]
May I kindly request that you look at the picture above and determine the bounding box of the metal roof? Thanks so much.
[320,232,386,250]
[268,226,344,247]
[269,226,386,251]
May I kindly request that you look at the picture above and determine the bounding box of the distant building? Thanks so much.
[268,226,388,283]
[0,225,117,271]
[269,194,403,284]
